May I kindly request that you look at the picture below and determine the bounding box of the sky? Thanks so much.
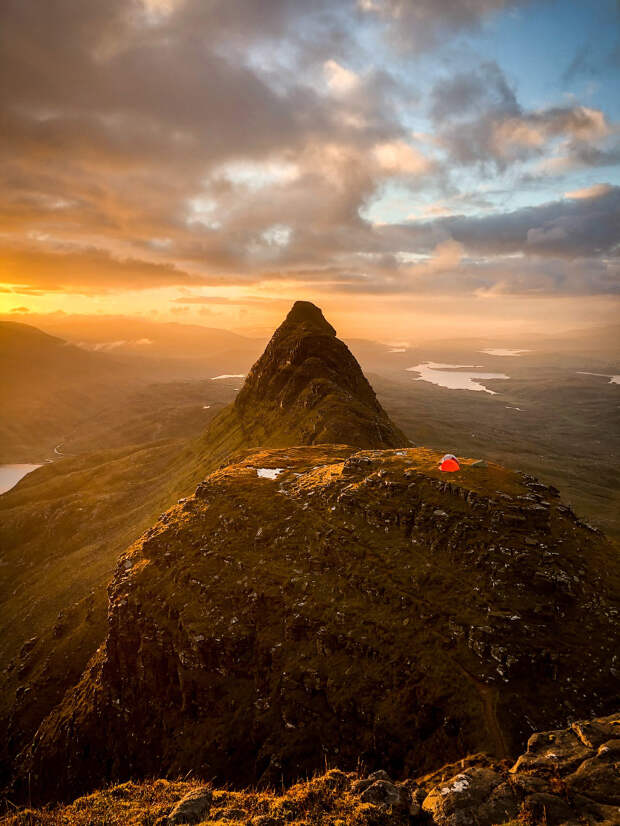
[1,0,619,341]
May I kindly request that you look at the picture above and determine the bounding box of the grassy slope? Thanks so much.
[0,439,203,780]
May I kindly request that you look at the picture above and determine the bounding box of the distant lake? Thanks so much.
[0,464,42,495]
[211,374,245,381]
[481,348,530,357]
[407,362,509,394]
[577,372,620,385]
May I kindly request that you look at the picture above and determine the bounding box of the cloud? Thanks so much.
[565,183,614,200]
[418,185,620,258]
[429,61,518,124]
[405,239,464,276]
[0,245,201,292]
[323,60,360,94]
[428,63,615,171]
[372,140,433,175]
[0,0,617,305]
[357,0,533,51]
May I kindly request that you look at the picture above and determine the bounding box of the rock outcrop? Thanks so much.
[421,711,620,825]
[16,445,619,802]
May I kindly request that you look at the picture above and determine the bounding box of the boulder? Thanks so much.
[422,767,518,826]
[571,713,620,749]
[360,780,401,808]
[511,727,591,776]
[167,786,213,824]
[564,743,620,805]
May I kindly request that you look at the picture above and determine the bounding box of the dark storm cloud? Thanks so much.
[429,61,518,123]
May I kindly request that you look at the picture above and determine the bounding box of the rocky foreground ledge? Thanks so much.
[3,712,618,826]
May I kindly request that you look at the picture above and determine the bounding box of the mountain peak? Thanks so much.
[230,301,409,449]
[282,301,336,336]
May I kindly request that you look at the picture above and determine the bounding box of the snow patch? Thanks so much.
[256,468,285,479]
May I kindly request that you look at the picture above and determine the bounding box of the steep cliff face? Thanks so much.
[196,301,409,457]
[19,445,619,802]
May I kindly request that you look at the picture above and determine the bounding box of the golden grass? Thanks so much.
[1,770,411,826]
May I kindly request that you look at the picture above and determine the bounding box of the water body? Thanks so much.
[211,374,245,381]
[481,348,530,357]
[577,372,620,385]
[407,362,509,394]
[0,464,43,495]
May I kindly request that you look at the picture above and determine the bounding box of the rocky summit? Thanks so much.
[196,301,409,458]
[17,443,619,802]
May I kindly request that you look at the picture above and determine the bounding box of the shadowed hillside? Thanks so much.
[0,322,129,462]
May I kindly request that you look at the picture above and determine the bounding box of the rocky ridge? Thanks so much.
[5,302,619,813]
[15,444,619,803]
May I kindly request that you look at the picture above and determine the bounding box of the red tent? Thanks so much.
[440,453,460,472]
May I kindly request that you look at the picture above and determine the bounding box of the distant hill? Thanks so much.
[0,321,131,462]
[0,313,265,378]
[0,319,260,462]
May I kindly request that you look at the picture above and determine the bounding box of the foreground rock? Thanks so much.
[421,711,620,825]
[167,786,212,824]
[4,714,619,825]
